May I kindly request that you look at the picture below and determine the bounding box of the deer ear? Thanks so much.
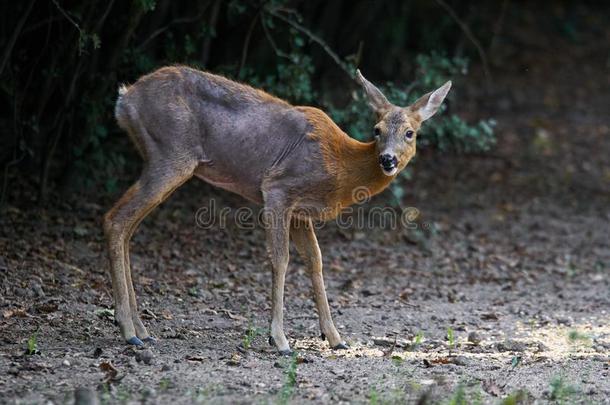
[411,81,452,121]
[356,69,391,115]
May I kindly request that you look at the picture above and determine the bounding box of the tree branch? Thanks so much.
[0,0,36,76]
[137,3,211,51]
[435,0,492,90]
[265,7,355,81]
[238,12,261,77]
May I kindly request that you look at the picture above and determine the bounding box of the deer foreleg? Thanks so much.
[263,197,292,355]
[291,219,347,349]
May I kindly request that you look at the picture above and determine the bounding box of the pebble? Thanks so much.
[452,356,470,366]
[467,332,481,345]
[62,359,71,367]
[496,340,527,352]
[31,282,45,298]
[135,349,154,365]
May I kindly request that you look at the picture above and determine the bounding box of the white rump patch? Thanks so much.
[118,84,128,96]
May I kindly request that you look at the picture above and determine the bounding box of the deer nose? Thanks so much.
[379,154,398,170]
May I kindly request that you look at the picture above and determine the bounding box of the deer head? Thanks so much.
[356,70,451,176]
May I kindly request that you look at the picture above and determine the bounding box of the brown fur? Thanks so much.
[298,107,395,210]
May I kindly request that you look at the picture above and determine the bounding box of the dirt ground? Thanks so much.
[1,12,610,405]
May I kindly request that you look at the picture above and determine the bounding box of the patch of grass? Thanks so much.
[116,387,131,404]
[26,332,39,355]
[277,352,298,405]
[567,330,591,346]
[447,327,455,350]
[242,324,265,349]
[191,385,221,403]
[410,331,424,351]
[367,386,406,405]
[159,378,172,391]
[100,384,111,405]
[447,383,466,405]
[501,390,529,405]
[368,386,380,405]
[549,376,580,404]
[443,382,483,405]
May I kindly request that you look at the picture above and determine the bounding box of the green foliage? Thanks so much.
[567,330,591,346]
[501,390,529,405]
[278,353,298,404]
[242,324,265,349]
[419,114,496,153]
[444,382,483,405]
[447,327,455,349]
[447,383,467,405]
[409,331,424,351]
[137,0,156,12]
[26,332,39,355]
[78,32,101,54]
[368,386,380,405]
[549,376,580,404]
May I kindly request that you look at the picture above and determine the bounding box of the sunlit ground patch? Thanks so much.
[292,322,610,362]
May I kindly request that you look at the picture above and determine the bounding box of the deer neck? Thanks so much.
[333,138,395,207]
[297,106,395,210]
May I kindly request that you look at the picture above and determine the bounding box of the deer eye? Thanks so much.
[374,127,381,137]
[405,130,414,139]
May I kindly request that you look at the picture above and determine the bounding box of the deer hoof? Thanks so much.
[278,349,293,356]
[320,333,326,341]
[126,336,144,346]
[268,336,275,346]
[143,336,157,345]
[332,342,349,350]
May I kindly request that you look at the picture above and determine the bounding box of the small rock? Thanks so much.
[497,340,527,352]
[31,282,45,298]
[74,386,99,405]
[468,332,481,345]
[135,349,154,365]
[63,359,71,367]
[372,337,396,347]
[226,353,241,366]
[452,356,469,366]
[161,364,171,371]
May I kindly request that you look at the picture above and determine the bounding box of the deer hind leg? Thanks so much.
[103,162,195,345]
[123,202,156,342]
[263,194,293,355]
[291,218,347,350]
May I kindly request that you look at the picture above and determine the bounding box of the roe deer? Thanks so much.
[105,65,451,354]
